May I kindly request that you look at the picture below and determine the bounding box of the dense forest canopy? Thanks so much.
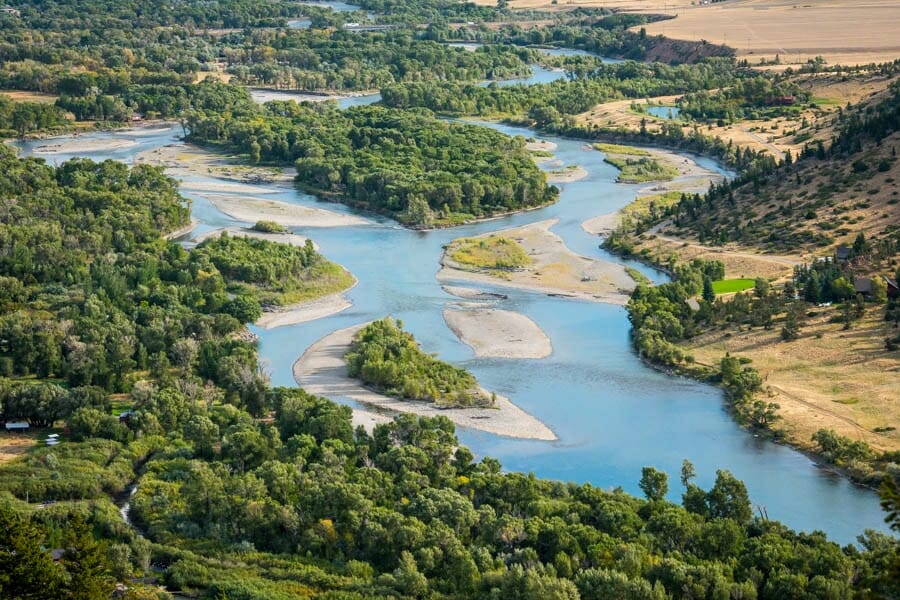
[0,0,899,596]
[187,102,558,227]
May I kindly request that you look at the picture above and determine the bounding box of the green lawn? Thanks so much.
[712,279,756,294]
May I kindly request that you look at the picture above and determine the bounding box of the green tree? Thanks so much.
[639,466,669,502]
[702,277,716,303]
[706,470,752,524]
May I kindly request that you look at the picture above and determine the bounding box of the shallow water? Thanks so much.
[646,105,681,120]
[297,0,361,11]
[10,110,891,547]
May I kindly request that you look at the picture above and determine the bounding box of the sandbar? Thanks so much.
[180,181,283,195]
[581,213,622,236]
[136,143,295,188]
[250,89,342,104]
[546,165,588,184]
[34,138,138,154]
[442,285,508,300]
[255,291,354,330]
[439,218,634,304]
[206,194,370,228]
[293,323,557,441]
[444,307,552,359]
[526,140,558,152]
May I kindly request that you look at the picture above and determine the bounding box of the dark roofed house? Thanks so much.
[835,246,851,262]
[884,276,899,299]
[854,277,872,296]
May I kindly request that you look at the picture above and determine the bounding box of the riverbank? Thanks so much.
[439,218,635,304]
[293,323,557,441]
[582,145,725,237]
[256,287,355,329]
[444,306,552,359]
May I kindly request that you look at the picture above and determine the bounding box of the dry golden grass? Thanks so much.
[0,90,59,104]
[640,0,900,67]
[635,233,801,280]
[0,432,37,464]
[686,307,900,453]
[576,73,898,159]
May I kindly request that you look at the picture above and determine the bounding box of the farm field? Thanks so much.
[640,0,900,67]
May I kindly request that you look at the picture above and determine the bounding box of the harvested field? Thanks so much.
[641,0,900,66]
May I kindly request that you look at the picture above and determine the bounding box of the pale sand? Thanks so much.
[442,285,508,300]
[126,124,178,137]
[293,323,557,441]
[444,307,552,359]
[180,181,283,195]
[546,165,589,184]
[526,140,558,152]
[33,138,138,154]
[206,194,370,228]
[439,218,634,304]
[191,226,317,250]
[136,143,295,187]
[581,212,623,236]
[255,291,354,330]
[250,89,343,104]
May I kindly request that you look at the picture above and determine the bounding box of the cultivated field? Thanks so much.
[476,0,900,67]
[640,0,900,67]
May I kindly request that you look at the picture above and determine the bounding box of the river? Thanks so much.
[10,97,890,548]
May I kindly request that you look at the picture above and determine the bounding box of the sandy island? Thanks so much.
[205,194,370,228]
[250,88,343,104]
[34,138,138,154]
[526,140,558,152]
[547,165,589,184]
[439,218,634,304]
[293,323,557,441]
[444,306,552,359]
